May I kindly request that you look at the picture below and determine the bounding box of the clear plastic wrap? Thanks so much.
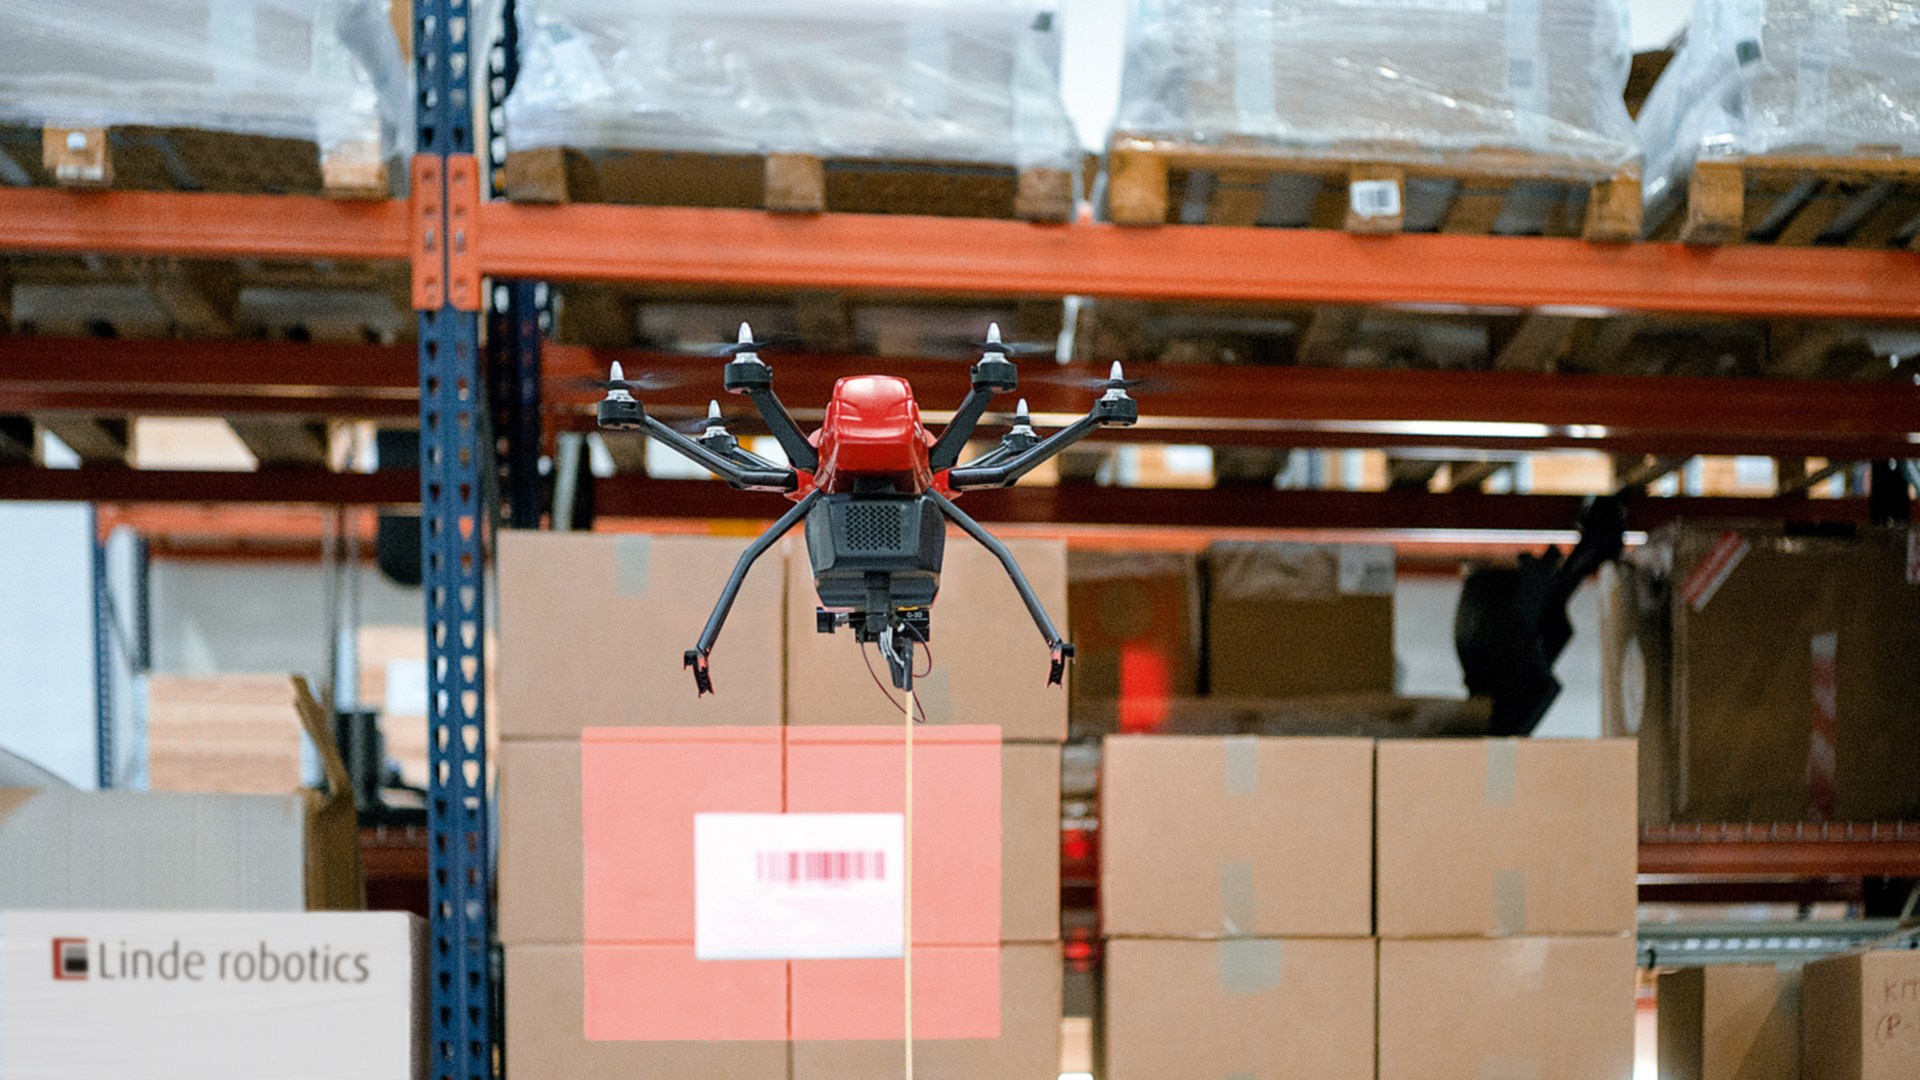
[1639,0,1920,209]
[0,1,410,165]
[1113,0,1639,172]
[496,0,1081,168]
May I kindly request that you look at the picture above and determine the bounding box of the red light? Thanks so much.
[1118,645,1172,733]
[1061,828,1092,863]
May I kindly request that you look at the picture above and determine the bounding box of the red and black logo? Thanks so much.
[52,938,89,980]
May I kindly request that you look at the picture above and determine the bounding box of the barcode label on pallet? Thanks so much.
[1349,180,1402,219]
[695,812,904,961]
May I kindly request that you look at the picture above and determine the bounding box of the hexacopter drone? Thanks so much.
[594,324,1140,695]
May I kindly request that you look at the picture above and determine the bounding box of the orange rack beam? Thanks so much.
[2,190,1915,317]
[0,188,411,262]
[477,203,1920,318]
[1640,823,1920,878]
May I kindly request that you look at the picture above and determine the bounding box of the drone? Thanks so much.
[594,323,1140,696]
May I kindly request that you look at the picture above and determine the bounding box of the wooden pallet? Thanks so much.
[503,146,1075,223]
[1653,150,1920,248]
[1105,138,1642,241]
[0,123,389,198]
[1070,297,1911,382]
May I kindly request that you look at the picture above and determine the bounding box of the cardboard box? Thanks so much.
[0,911,423,1080]
[1103,938,1375,1080]
[1378,937,1636,1080]
[791,942,1063,1080]
[1204,541,1395,700]
[145,673,303,794]
[1101,736,1372,938]
[506,944,787,1080]
[1612,525,1920,823]
[1659,965,1800,1080]
[498,532,785,737]
[499,736,1057,948]
[1802,949,1920,1080]
[1067,549,1200,735]
[786,537,1068,740]
[1376,739,1636,938]
[0,680,360,912]
[1074,692,1491,738]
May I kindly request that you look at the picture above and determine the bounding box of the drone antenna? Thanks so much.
[1011,397,1034,436]
[729,322,760,363]
[606,361,635,401]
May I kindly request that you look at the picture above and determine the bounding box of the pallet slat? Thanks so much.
[503,145,1073,223]
[1669,151,1920,249]
[1106,139,1640,241]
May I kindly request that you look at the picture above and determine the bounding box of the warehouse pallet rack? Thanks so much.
[4,1,1920,1071]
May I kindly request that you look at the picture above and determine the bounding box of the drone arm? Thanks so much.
[927,490,1072,686]
[946,414,1100,490]
[928,387,1000,471]
[738,388,820,472]
[643,416,797,491]
[685,488,822,694]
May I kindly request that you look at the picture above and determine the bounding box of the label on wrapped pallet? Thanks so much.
[1347,180,1402,220]
[1335,0,1489,11]
[694,812,905,961]
[0,911,417,1079]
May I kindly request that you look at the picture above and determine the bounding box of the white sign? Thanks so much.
[694,813,904,961]
[0,911,420,1080]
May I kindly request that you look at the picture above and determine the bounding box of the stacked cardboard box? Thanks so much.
[1101,736,1376,1080]
[498,531,788,1079]
[1376,739,1638,1080]
[1609,524,1920,823]
[1802,949,1920,1080]
[1657,964,1799,1080]
[1101,736,1638,1080]
[497,531,1065,1079]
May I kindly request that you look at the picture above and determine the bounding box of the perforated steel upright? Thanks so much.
[414,1,495,1076]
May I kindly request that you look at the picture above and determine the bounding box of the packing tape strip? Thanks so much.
[1484,740,1517,807]
[1479,1056,1543,1080]
[1217,938,1283,996]
[613,535,652,596]
[1224,735,1259,795]
[1220,860,1256,936]
[1493,870,1528,936]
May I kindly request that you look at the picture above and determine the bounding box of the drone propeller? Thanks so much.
[1020,360,1153,394]
[559,360,699,395]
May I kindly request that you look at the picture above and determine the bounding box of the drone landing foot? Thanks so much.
[685,649,713,696]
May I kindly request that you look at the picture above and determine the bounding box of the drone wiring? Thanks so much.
[862,640,932,723]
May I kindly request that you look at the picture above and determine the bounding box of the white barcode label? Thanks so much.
[1349,180,1401,219]
[695,813,904,961]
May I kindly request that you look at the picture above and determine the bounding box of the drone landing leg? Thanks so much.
[685,489,821,694]
[926,490,1073,686]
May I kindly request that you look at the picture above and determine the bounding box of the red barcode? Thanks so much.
[756,850,887,885]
